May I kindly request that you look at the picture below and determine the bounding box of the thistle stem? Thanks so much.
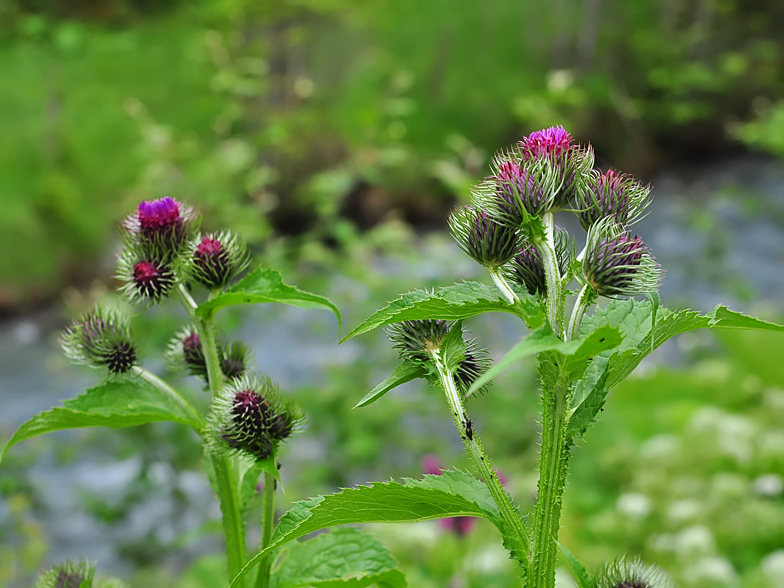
[132,367,203,428]
[254,471,276,588]
[489,267,519,305]
[532,371,572,588]
[176,284,246,588]
[565,283,594,342]
[431,351,531,578]
[536,213,563,338]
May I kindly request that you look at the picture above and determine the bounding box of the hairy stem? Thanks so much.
[536,213,563,338]
[254,471,277,588]
[489,267,519,305]
[431,352,531,578]
[532,370,572,588]
[176,284,246,587]
[565,283,594,342]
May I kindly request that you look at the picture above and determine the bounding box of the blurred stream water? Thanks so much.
[1,156,783,581]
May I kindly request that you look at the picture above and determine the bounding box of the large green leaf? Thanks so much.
[270,527,406,588]
[342,282,544,342]
[567,301,784,440]
[467,324,622,396]
[354,362,427,409]
[231,471,502,588]
[195,268,341,332]
[1,379,201,463]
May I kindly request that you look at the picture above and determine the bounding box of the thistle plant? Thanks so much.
[4,131,784,588]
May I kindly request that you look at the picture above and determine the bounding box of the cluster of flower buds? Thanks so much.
[60,306,138,376]
[117,197,249,304]
[387,319,491,396]
[449,125,661,303]
[166,327,251,383]
[594,557,674,588]
[206,375,304,462]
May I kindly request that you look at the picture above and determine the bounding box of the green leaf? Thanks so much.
[196,268,341,332]
[231,471,501,588]
[342,282,544,342]
[566,365,610,439]
[271,527,406,588]
[556,542,595,588]
[467,324,622,396]
[1,378,201,463]
[354,362,427,409]
[440,321,467,373]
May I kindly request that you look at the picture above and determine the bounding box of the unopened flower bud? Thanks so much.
[36,559,95,588]
[207,375,303,462]
[117,249,176,304]
[189,231,250,290]
[594,557,674,588]
[221,340,250,380]
[505,227,571,296]
[576,168,651,231]
[60,307,138,375]
[122,197,199,260]
[167,329,250,382]
[449,206,522,268]
[582,221,661,298]
[387,320,491,394]
[491,158,552,223]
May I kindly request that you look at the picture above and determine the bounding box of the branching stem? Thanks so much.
[489,267,519,305]
[565,283,594,341]
[536,213,563,338]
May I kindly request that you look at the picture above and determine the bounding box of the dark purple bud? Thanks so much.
[208,375,303,462]
[37,560,95,588]
[449,206,521,268]
[189,231,249,290]
[221,340,250,380]
[61,307,138,375]
[583,230,660,297]
[576,169,651,231]
[455,338,492,396]
[132,260,175,301]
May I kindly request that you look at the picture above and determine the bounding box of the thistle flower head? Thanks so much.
[582,220,661,298]
[188,231,250,291]
[518,125,595,209]
[122,197,199,260]
[117,249,176,304]
[489,157,553,223]
[207,374,303,462]
[387,319,450,362]
[387,320,491,394]
[505,227,571,296]
[36,559,95,588]
[594,557,674,588]
[448,206,522,268]
[167,328,250,382]
[60,306,138,375]
[576,168,651,231]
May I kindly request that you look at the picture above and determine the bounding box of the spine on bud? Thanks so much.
[60,306,138,375]
[188,231,250,291]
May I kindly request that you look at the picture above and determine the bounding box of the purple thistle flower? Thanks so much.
[582,227,661,298]
[122,197,199,260]
[576,169,651,231]
[189,231,250,291]
[519,125,573,160]
[61,307,138,375]
[449,206,521,268]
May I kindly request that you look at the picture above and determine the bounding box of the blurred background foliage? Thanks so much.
[2,0,784,306]
[2,0,784,587]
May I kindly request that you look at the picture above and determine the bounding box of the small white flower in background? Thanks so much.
[682,556,738,586]
[762,551,784,588]
[674,525,716,560]
[753,473,783,497]
[616,493,652,519]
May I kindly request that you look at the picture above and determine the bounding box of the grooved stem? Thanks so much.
[536,213,563,338]
[489,267,519,305]
[431,352,531,578]
[565,283,593,342]
[254,471,276,588]
[532,373,572,588]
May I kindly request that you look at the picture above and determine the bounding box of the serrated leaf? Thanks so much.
[1,379,201,463]
[195,268,341,333]
[354,362,427,409]
[556,542,595,588]
[566,366,610,439]
[231,471,503,588]
[467,324,622,396]
[342,282,544,342]
[440,321,467,373]
[271,527,406,588]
